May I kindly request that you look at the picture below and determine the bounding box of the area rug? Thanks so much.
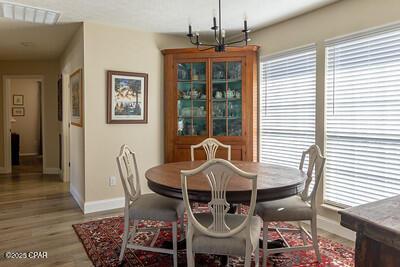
[73,212,354,267]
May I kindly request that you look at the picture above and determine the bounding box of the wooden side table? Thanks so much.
[339,196,400,267]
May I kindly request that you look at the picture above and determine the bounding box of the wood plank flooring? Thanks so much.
[0,172,122,267]
[0,170,354,267]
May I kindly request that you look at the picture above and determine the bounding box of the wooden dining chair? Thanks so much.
[190,138,231,161]
[255,144,326,266]
[181,159,261,267]
[116,145,185,267]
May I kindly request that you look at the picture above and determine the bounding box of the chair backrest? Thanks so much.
[181,159,257,238]
[116,145,141,202]
[190,138,231,161]
[299,144,326,203]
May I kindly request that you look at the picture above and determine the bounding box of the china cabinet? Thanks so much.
[163,46,259,162]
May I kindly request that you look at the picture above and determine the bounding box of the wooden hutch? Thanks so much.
[162,46,259,162]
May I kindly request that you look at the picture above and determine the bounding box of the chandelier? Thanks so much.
[186,0,250,52]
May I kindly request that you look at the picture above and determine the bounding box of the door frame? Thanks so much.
[2,75,45,173]
[61,74,70,182]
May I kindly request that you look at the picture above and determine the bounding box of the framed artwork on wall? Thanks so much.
[58,75,63,122]
[70,69,83,127]
[13,95,24,105]
[12,107,25,116]
[107,70,148,124]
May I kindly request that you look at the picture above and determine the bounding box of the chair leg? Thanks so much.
[310,218,321,262]
[186,225,195,267]
[298,221,307,246]
[172,222,178,267]
[119,213,130,263]
[255,238,260,267]
[244,240,252,267]
[262,221,268,267]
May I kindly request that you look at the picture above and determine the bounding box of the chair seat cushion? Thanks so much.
[255,195,312,221]
[129,193,184,222]
[191,213,261,256]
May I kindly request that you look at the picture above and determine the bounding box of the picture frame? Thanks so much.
[13,95,24,105]
[107,70,148,124]
[57,75,63,122]
[12,107,25,116]
[70,69,83,127]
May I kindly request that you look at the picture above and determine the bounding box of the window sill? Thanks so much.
[321,203,345,212]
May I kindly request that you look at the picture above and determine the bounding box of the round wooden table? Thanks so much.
[145,160,307,204]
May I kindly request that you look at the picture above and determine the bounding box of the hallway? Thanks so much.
[12,155,43,174]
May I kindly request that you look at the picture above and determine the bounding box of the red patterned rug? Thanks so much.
[73,214,354,267]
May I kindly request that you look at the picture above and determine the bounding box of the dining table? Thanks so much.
[146,160,307,204]
[145,160,307,258]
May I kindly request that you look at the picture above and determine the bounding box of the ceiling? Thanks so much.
[0,0,338,60]
[0,19,79,60]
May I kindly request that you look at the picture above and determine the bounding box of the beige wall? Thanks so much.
[60,24,85,205]
[251,0,400,221]
[10,79,41,155]
[83,22,187,203]
[0,60,60,171]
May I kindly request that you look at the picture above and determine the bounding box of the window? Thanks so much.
[326,24,400,207]
[260,45,316,168]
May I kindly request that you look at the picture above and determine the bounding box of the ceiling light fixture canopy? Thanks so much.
[0,1,60,24]
[186,0,250,52]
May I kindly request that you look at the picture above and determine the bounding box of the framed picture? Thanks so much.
[57,75,63,122]
[70,69,83,127]
[107,70,148,124]
[13,95,24,105]
[12,107,25,116]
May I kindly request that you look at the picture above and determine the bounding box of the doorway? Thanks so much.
[3,76,45,174]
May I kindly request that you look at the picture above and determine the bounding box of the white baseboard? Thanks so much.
[43,168,61,175]
[84,197,125,214]
[70,185,84,211]
[316,215,356,241]
[302,215,356,242]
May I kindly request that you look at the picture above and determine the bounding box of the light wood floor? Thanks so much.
[0,171,354,267]
[12,155,43,174]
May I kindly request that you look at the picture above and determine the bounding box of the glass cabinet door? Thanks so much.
[212,61,242,136]
[177,62,207,136]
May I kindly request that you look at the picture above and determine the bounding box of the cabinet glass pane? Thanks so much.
[213,119,226,136]
[178,63,191,81]
[213,62,226,80]
[228,119,242,136]
[177,62,207,136]
[193,118,207,136]
[193,82,206,99]
[177,100,192,117]
[177,82,191,100]
[193,100,207,117]
[211,61,242,136]
[212,101,226,117]
[227,80,242,100]
[178,118,192,136]
[228,61,242,80]
[192,63,206,81]
[228,100,241,118]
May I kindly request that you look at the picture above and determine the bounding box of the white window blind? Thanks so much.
[260,45,316,168]
[326,24,400,207]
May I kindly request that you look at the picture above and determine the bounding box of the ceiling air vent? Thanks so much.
[0,1,60,24]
